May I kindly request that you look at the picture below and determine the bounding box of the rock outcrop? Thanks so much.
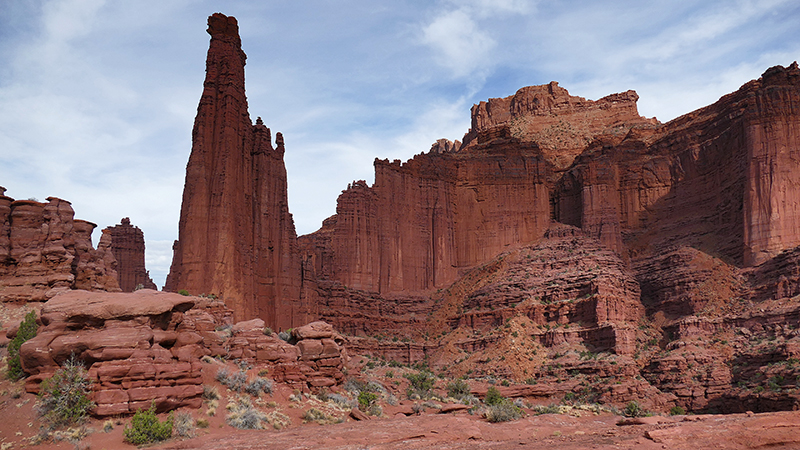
[0,191,120,302]
[103,218,156,292]
[164,13,303,328]
[15,290,348,415]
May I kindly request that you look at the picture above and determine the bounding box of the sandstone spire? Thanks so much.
[165,13,302,328]
[104,218,156,292]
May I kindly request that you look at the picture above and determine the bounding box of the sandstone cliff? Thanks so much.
[0,188,120,302]
[164,13,303,328]
[104,217,156,292]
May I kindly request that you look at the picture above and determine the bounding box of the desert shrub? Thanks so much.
[485,401,524,423]
[484,387,505,406]
[172,412,195,438]
[669,405,686,416]
[196,418,209,428]
[36,356,95,430]
[623,401,644,418]
[278,331,291,342]
[178,289,190,296]
[446,379,471,399]
[531,404,562,415]
[202,384,220,401]
[325,393,354,409]
[216,368,248,392]
[7,311,38,380]
[263,327,273,336]
[302,408,339,424]
[357,391,377,412]
[226,397,267,430]
[344,378,367,394]
[103,420,114,432]
[244,377,273,397]
[124,403,173,445]
[405,371,435,399]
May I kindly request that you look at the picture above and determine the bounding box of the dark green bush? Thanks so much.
[357,391,377,412]
[36,356,95,430]
[669,405,686,416]
[7,311,38,380]
[124,403,173,445]
[485,386,505,406]
[177,289,190,296]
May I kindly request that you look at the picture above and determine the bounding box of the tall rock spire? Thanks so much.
[165,13,302,328]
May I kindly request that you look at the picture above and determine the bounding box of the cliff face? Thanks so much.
[164,13,302,328]
[0,190,120,302]
[104,218,156,292]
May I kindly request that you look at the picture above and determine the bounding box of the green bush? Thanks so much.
[669,405,686,416]
[405,371,435,399]
[36,356,95,430]
[485,401,524,422]
[124,403,173,445]
[623,401,645,418]
[485,387,505,406]
[178,289,190,296]
[446,379,471,399]
[357,391,377,412]
[7,311,38,380]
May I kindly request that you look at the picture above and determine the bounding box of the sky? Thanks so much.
[0,0,798,288]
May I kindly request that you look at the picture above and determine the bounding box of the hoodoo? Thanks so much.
[164,13,302,328]
[104,218,156,292]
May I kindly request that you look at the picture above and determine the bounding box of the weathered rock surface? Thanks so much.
[164,13,303,328]
[15,289,348,415]
[0,193,120,302]
[104,217,156,292]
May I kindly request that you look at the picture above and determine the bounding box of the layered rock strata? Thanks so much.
[16,290,348,415]
[0,192,120,302]
[164,13,302,328]
[104,218,156,292]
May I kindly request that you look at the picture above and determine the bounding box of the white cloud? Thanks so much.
[421,9,496,79]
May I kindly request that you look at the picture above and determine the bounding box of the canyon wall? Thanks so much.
[164,13,303,328]
[104,217,156,292]
[0,189,120,302]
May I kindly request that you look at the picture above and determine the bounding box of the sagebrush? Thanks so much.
[36,355,95,430]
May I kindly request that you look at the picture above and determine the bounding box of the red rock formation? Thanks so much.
[0,192,120,302]
[103,218,156,292]
[165,14,303,328]
[16,290,348,414]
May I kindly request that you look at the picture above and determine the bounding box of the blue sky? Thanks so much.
[1,0,798,288]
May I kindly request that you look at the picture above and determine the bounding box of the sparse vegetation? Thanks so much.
[226,396,268,430]
[485,401,525,422]
[178,289,190,296]
[670,405,686,416]
[216,367,248,392]
[446,379,471,399]
[244,377,273,396]
[623,401,645,418]
[405,371,436,399]
[36,356,95,430]
[124,403,173,445]
[7,310,38,380]
[172,412,196,438]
